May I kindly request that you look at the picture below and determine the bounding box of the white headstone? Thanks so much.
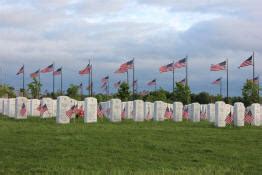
[215,101,226,127]
[133,100,144,122]
[144,102,154,120]
[8,98,16,118]
[56,96,71,124]
[30,99,40,116]
[250,103,261,126]
[105,101,111,119]
[121,102,127,119]
[207,104,215,122]
[0,98,3,114]
[233,102,245,127]
[40,98,54,118]
[191,103,200,122]
[3,99,9,116]
[109,99,121,122]
[52,100,57,117]
[126,101,133,119]
[27,100,31,116]
[173,102,183,122]
[154,101,165,121]
[84,97,97,123]
[15,97,28,119]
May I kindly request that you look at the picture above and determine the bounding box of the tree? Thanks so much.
[117,82,130,101]
[145,88,168,102]
[173,83,191,104]
[242,80,259,106]
[0,85,16,98]
[67,84,81,100]
[195,92,210,104]
[27,78,42,98]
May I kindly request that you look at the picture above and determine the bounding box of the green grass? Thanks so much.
[0,116,261,175]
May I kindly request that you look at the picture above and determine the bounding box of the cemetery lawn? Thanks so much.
[0,116,261,175]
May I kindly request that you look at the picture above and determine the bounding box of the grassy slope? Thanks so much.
[0,116,261,175]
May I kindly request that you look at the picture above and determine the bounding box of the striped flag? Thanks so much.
[114,66,128,74]
[200,110,207,120]
[101,81,107,89]
[121,107,126,119]
[41,64,54,73]
[145,107,151,120]
[16,65,24,75]
[79,64,91,75]
[164,107,172,119]
[66,105,75,118]
[20,103,27,116]
[97,104,104,118]
[247,76,259,84]
[36,103,42,111]
[244,110,253,124]
[159,63,174,73]
[30,69,40,78]
[177,78,186,85]
[147,79,156,86]
[53,67,62,76]
[212,77,222,84]
[114,81,121,88]
[239,55,252,68]
[77,105,84,117]
[210,61,227,71]
[40,104,48,115]
[174,58,187,69]
[183,107,189,120]
[101,76,109,83]
[225,112,233,125]
[120,59,134,69]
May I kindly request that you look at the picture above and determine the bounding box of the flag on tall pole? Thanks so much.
[147,79,156,86]
[212,77,222,96]
[210,61,227,71]
[239,55,253,68]
[16,65,24,75]
[177,78,186,85]
[159,63,174,73]
[41,64,54,73]
[54,67,63,94]
[79,64,91,75]
[114,81,121,89]
[16,65,25,96]
[120,59,134,69]
[174,58,187,69]
[30,69,40,78]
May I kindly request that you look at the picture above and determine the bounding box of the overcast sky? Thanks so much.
[0,0,261,96]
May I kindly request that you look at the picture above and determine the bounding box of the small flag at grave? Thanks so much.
[20,103,27,116]
[121,107,126,119]
[244,110,254,124]
[97,104,104,118]
[40,104,48,115]
[66,105,76,118]
[225,112,233,125]
[183,107,189,120]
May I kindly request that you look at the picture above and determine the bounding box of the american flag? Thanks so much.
[247,76,259,84]
[147,79,156,86]
[121,107,126,119]
[78,105,84,117]
[212,77,222,85]
[164,107,172,119]
[101,81,107,89]
[225,112,233,125]
[159,63,174,73]
[36,103,42,111]
[41,64,54,73]
[97,104,104,118]
[114,66,128,74]
[30,69,40,78]
[120,59,134,69]
[239,55,253,68]
[183,107,189,120]
[114,81,121,88]
[200,110,207,120]
[53,67,62,76]
[20,103,27,116]
[73,104,78,114]
[133,80,138,87]
[174,58,187,69]
[244,110,253,124]
[40,104,48,115]
[66,105,76,118]
[101,76,109,83]
[16,65,24,75]
[79,64,92,75]
[210,61,227,71]
[146,107,151,120]
[177,78,186,85]
[140,90,149,96]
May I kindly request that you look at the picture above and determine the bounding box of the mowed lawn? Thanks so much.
[0,116,261,175]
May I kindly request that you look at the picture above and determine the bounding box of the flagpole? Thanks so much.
[91,63,93,97]
[61,67,63,95]
[186,56,188,86]
[22,64,25,97]
[126,70,129,86]
[53,62,55,97]
[172,61,175,93]
[108,75,110,95]
[253,51,255,83]
[155,79,157,91]
[39,70,41,99]
[226,58,229,103]
[88,59,91,96]
[220,79,222,97]
[132,58,135,100]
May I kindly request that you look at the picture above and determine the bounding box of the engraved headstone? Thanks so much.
[27,100,31,116]
[56,96,71,124]
[0,98,3,114]
[15,97,28,119]
[215,101,226,127]
[30,99,40,116]
[126,101,133,119]
[52,100,57,117]
[8,98,16,118]
[173,102,183,122]
[133,100,144,122]
[154,101,165,121]
[144,102,154,120]
[250,103,261,126]
[207,103,215,122]
[84,97,97,123]
[191,103,200,122]
[121,102,127,119]
[109,99,121,122]
[3,99,9,116]
[233,102,245,127]
[40,98,54,118]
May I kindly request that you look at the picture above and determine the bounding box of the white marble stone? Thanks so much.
[105,101,111,119]
[29,99,40,116]
[144,102,154,120]
[27,100,31,117]
[173,102,183,122]
[15,97,28,119]
[153,101,165,121]
[52,100,57,117]
[3,99,9,116]
[8,98,16,118]
[0,98,3,114]
[40,98,54,118]
[121,102,127,119]
[191,103,200,122]
[133,100,144,122]
[250,103,261,126]
[126,101,133,119]
[109,99,121,122]
[233,102,245,127]
[84,97,97,123]
[207,104,215,122]
[56,96,71,124]
[215,101,226,127]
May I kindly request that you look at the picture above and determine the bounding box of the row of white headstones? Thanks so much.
[0,96,261,127]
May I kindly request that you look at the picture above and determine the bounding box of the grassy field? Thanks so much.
[0,116,261,175]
